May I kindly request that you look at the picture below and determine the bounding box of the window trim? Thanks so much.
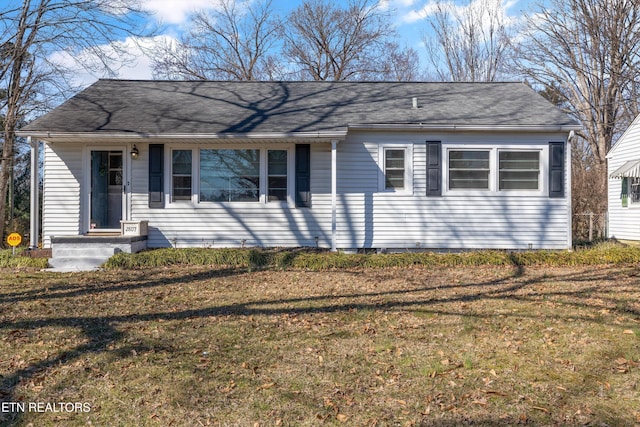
[498,149,542,192]
[199,148,261,203]
[171,148,194,202]
[443,145,547,196]
[166,145,295,207]
[378,145,413,194]
[267,148,289,203]
[625,177,640,208]
[447,148,492,191]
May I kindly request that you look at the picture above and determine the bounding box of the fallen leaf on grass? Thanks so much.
[480,389,508,397]
[336,414,349,422]
[258,382,275,390]
[532,406,549,413]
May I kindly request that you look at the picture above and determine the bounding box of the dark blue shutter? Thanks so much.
[295,144,311,207]
[149,144,164,208]
[549,142,565,198]
[426,141,442,196]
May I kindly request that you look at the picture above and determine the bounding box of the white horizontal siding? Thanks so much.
[311,144,331,194]
[42,143,82,247]
[335,131,570,250]
[130,144,333,248]
[42,130,571,250]
[608,116,640,240]
[335,194,568,250]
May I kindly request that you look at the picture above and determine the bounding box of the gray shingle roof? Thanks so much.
[20,80,579,136]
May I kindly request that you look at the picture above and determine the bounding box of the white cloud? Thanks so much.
[403,1,440,23]
[379,0,416,11]
[48,35,178,87]
[141,0,219,24]
[403,0,524,26]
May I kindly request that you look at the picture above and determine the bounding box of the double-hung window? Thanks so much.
[498,151,540,190]
[446,147,544,193]
[379,146,412,193]
[172,150,192,201]
[622,177,640,206]
[448,150,490,190]
[268,150,288,201]
[384,149,406,190]
[631,178,640,203]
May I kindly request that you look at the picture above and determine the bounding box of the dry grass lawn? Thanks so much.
[1,264,640,426]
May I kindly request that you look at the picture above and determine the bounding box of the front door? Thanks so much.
[90,150,123,230]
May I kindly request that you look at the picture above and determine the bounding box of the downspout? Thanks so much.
[331,140,338,252]
[29,137,40,249]
[567,131,575,249]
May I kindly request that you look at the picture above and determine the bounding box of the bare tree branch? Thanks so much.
[513,0,640,166]
[0,0,154,244]
[422,0,514,82]
[283,0,395,81]
[151,0,281,81]
[513,0,640,222]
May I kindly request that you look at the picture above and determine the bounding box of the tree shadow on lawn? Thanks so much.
[0,264,639,424]
[0,266,245,305]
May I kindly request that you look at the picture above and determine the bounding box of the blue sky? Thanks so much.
[59,0,538,84]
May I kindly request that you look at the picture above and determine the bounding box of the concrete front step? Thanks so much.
[48,257,109,272]
[47,235,148,272]
[52,246,119,258]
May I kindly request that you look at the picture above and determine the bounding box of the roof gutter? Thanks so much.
[17,123,582,141]
[15,130,349,141]
[346,123,583,132]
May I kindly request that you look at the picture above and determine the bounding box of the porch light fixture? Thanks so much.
[130,144,139,160]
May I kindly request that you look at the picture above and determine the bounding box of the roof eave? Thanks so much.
[347,123,582,132]
[17,123,581,141]
[607,112,640,158]
[16,130,349,142]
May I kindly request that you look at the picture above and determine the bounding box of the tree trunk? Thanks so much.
[0,129,14,246]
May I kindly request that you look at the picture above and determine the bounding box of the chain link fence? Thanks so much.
[573,212,608,244]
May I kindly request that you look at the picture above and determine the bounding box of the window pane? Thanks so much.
[172,176,192,200]
[385,170,405,189]
[385,149,405,190]
[268,177,287,201]
[172,150,192,200]
[449,150,490,190]
[172,150,192,174]
[109,153,122,169]
[499,151,539,190]
[109,170,122,186]
[631,178,640,203]
[268,150,288,175]
[268,150,287,201]
[200,149,260,202]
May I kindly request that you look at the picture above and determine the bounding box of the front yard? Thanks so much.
[1,264,639,426]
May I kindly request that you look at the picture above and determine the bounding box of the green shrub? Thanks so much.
[0,249,49,269]
[102,242,640,271]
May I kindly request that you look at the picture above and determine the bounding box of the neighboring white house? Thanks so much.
[18,80,580,253]
[607,113,640,241]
